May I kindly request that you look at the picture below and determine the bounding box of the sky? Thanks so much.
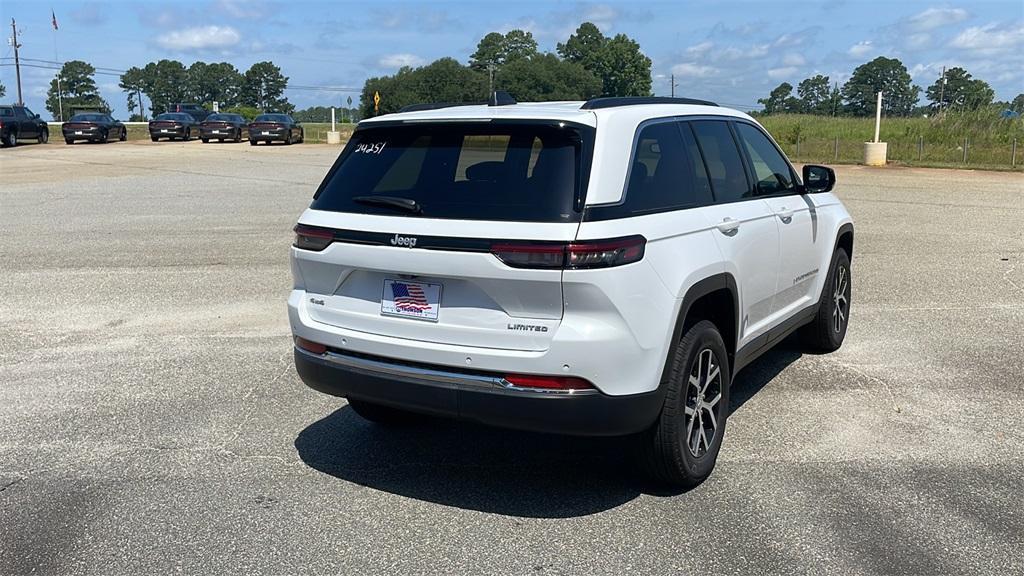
[1,0,1022,119]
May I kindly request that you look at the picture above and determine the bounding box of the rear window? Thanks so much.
[255,114,290,122]
[70,114,106,122]
[155,113,190,121]
[207,114,232,121]
[311,123,589,222]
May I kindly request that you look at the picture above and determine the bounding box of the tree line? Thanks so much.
[758,56,1024,117]
[359,22,652,117]
[40,59,292,121]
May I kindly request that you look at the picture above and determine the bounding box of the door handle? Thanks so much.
[776,208,793,224]
[716,217,740,236]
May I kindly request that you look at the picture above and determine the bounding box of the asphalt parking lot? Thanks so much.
[1,139,1022,575]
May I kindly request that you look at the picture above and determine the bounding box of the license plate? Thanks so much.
[381,279,441,322]
[212,130,221,134]
[161,129,169,133]
[261,131,271,136]
[74,131,83,135]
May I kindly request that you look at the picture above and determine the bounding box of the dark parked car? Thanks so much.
[1,105,49,147]
[61,113,126,144]
[249,114,304,145]
[199,113,249,143]
[148,113,200,142]
[169,103,211,122]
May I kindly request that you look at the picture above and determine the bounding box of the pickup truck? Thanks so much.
[0,105,50,147]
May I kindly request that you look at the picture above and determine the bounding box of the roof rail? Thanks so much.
[398,102,482,113]
[580,96,718,110]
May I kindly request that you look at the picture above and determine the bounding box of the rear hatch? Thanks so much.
[293,121,593,352]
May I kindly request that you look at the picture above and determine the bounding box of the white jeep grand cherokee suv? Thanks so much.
[289,94,854,486]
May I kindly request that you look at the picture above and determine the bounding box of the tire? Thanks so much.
[100,129,108,143]
[38,129,49,144]
[151,136,159,142]
[298,129,304,144]
[249,139,257,146]
[348,399,421,425]
[202,138,209,143]
[184,128,192,142]
[234,130,242,143]
[4,130,18,147]
[119,127,127,141]
[284,132,292,145]
[801,248,851,352]
[65,138,74,145]
[640,319,730,488]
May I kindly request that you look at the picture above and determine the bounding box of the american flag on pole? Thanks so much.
[391,282,431,311]
[51,10,58,30]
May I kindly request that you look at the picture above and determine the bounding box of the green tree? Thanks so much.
[241,61,291,112]
[841,56,920,117]
[45,60,109,120]
[1011,94,1024,114]
[557,23,651,96]
[0,80,5,98]
[138,59,188,115]
[797,74,834,115]
[758,82,799,115]
[469,29,539,71]
[119,66,147,120]
[360,57,487,117]
[496,53,602,101]
[186,62,243,108]
[925,67,994,111]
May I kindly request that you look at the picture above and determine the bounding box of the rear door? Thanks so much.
[292,122,590,352]
[687,120,780,347]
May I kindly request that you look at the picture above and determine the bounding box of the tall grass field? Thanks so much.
[758,111,1022,170]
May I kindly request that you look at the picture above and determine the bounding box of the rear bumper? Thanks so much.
[150,128,185,137]
[251,131,286,141]
[294,347,663,436]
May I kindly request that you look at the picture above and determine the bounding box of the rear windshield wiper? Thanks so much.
[352,195,422,215]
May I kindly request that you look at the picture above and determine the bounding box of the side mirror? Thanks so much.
[802,164,836,193]
[33,113,40,119]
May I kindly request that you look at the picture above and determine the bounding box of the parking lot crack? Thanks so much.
[823,358,903,413]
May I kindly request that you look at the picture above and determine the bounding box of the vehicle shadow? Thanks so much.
[293,343,803,518]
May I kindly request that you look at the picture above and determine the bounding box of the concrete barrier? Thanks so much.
[864,142,888,166]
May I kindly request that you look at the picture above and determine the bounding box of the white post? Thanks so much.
[874,91,882,143]
[864,91,888,166]
[327,106,341,145]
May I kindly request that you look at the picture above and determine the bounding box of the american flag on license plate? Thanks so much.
[391,282,431,311]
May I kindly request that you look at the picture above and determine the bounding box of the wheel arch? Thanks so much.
[834,222,854,260]
[661,273,740,384]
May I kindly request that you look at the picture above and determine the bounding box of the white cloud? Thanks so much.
[686,41,714,56]
[583,4,618,30]
[951,22,1024,54]
[156,26,241,51]
[378,53,426,68]
[767,67,797,80]
[847,41,874,57]
[907,7,969,31]
[782,53,806,67]
[671,63,717,78]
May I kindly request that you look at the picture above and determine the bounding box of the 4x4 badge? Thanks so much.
[390,234,417,248]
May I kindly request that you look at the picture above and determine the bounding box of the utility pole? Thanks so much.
[10,18,23,106]
[487,64,495,95]
[938,66,947,111]
[831,82,839,117]
[670,73,678,98]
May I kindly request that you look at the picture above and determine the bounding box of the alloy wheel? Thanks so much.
[832,265,849,333]
[684,348,723,458]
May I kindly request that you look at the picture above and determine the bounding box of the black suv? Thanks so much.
[1,105,49,147]
[169,103,212,122]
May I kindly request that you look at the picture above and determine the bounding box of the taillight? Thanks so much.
[293,224,334,251]
[504,374,595,391]
[492,235,645,270]
[295,337,327,354]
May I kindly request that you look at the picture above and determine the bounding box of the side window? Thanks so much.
[622,121,712,214]
[690,120,751,203]
[735,123,796,196]
[14,107,27,118]
[454,135,510,182]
